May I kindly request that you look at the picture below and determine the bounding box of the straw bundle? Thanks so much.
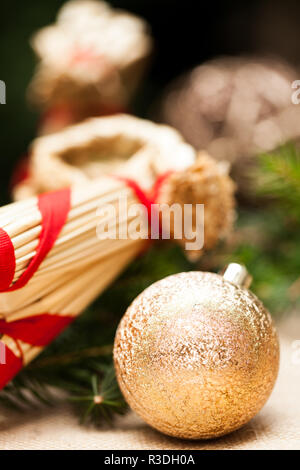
[0,115,235,388]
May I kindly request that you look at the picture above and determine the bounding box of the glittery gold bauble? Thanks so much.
[114,266,279,439]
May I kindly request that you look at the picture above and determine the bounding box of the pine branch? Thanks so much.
[201,205,300,314]
[70,366,128,426]
[256,144,300,220]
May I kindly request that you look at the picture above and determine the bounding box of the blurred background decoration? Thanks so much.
[28,0,153,134]
[2,0,300,204]
[158,56,300,198]
[1,0,300,423]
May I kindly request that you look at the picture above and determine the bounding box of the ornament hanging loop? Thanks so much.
[221,263,252,289]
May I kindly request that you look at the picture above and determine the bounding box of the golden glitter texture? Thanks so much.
[114,271,279,440]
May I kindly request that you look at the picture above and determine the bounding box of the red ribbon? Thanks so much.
[0,188,71,292]
[114,171,172,238]
[0,229,15,292]
[0,314,74,346]
[9,154,31,191]
[0,314,74,389]
[0,347,23,390]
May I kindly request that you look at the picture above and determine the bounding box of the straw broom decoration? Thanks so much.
[0,116,235,390]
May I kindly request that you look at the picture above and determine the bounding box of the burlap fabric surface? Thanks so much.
[0,315,299,450]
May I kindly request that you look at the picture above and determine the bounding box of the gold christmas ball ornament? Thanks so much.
[114,264,279,440]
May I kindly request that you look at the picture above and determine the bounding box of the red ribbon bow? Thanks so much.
[0,314,74,389]
[114,171,172,238]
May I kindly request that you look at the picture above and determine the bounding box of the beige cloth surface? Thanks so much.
[0,315,299,450]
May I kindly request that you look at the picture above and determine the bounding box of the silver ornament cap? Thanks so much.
[221,263,252,289]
